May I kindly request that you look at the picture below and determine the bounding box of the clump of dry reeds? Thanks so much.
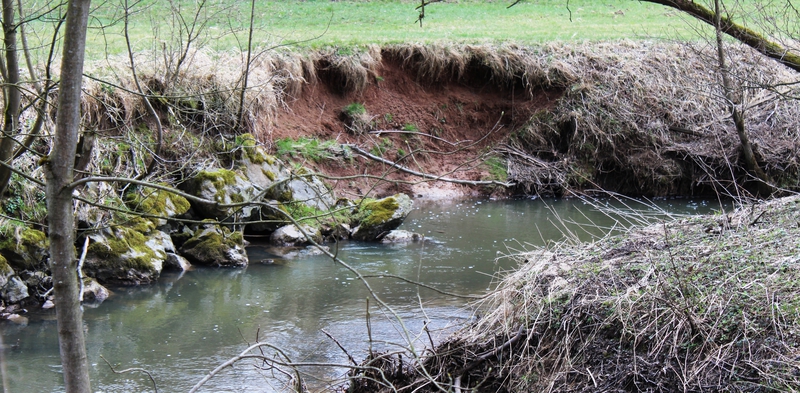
[381,195,799,392]
[503,41,800,196]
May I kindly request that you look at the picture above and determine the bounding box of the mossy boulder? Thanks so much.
[270,224,323,246]
[0,228,48,271]
[179,223,248,267]
[124,186,191,227]
[352,193,414,241]
[238,134,289,190]
[266,175,337,211]
[183,168,258,221]
[0,255,28,303]
[2,277,28,304]
[83,224,174,285]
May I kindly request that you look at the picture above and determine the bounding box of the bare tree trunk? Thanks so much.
[712,0,773,195]
[236,0,256,131]
[44,0,93,392]
[0,0,21,196]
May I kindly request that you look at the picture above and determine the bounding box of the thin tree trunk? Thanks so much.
[44,0,93,392]
[0,0,21,196]
[236,0,256,131]
[712,0,773,194]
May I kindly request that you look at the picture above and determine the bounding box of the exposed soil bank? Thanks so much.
[349,195,800,392]
[257,42,799,199]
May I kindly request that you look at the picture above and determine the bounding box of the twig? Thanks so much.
[345,144,514,187]
[369,129,470,146]
[362,273,484,299]
[457,324,526,375]
[321,328,357,366]
[100,355,158,393]
[366,298,373,358]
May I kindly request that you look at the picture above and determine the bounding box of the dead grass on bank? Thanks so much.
[357,195,799,392]
[70,41,800,195]
[508,41,800,195]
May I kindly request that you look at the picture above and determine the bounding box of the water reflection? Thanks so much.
[0,197,727,392]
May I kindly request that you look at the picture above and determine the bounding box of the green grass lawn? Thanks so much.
[22,0,713,61]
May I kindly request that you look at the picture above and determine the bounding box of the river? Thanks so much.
[0,197,727,392]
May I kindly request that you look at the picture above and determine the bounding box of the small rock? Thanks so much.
[380,230,423,243]
[6,314,28,326]
[42,300,55,309]
[164,252,192,271]
[82,278,110,303]
[2,276,29,303]
[270,224,322,246]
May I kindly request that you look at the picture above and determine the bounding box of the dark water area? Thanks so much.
[0,197,729,392]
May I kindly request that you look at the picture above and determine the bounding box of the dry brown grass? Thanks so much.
[503,41,800,196]
[351,195,800,392]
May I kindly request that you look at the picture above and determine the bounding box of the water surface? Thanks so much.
[0,197,727,392]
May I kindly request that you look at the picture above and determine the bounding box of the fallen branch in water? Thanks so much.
[344,144,514,188]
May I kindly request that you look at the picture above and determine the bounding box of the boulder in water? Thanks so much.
[352,194,413,241]
[179,222,248,267]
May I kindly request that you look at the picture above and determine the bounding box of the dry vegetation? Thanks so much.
[73,40,800,199]
[349,195,800,392]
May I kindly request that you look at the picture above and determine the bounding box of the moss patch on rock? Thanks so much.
[0,228,49,270]
[179,223,247,267]
[236,133,277,165]
[357,197,400,227]
[87,225,159,271]
[193,168,238,202]
[125,186,191,224]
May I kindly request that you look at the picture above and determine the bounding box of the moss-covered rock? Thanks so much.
[125,186,191,227]
[179,222,248,267]
[269,224,323,246]
[183,168,259,221]
[238,134,288,189]
[0,228,49,271]
[0,254,15,289]
[0,255,28,303]
[83,226,174,285]
[266,175,337,211]
[352,193,414,241]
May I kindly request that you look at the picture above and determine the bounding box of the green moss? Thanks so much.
[88,226,158,270]
[182,226,243,263]
[359,197,399,227]
[0,254,12,275]
[194,168,239,202]
[263,169,277,181]
[20,228,47,247]
[125,187,191,220]
[196,168,237,188]
[230,193,245,203]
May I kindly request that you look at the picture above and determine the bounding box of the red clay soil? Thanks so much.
[267,57,561,199]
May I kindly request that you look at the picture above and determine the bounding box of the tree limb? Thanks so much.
[345,144,514,188]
